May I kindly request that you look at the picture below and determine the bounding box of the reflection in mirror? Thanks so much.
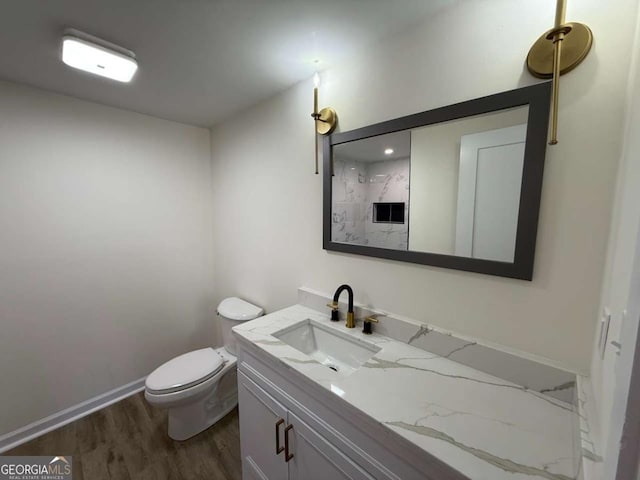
[332,131,410,250]
[324,82,551,280]
[331,106,529,263]
[410,105,528,262]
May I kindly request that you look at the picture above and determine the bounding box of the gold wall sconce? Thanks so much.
[527,0,593,145]
[311,73,337,174]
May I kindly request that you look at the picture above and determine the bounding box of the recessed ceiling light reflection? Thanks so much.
[384,148,394,155]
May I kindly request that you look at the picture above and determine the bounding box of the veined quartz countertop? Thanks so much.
[233,304,577,480]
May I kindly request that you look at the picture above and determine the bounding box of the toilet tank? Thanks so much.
[217,297,264,355]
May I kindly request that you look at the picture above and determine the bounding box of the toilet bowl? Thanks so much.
[144,297,263,440]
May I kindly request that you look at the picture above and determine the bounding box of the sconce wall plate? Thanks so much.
[527,22,593,78]
[526,0,593,145]
[316,107,337,135]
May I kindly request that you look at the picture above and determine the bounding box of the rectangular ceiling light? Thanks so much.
[62,31,137,83]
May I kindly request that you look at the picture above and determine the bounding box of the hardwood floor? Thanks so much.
[4,392,242,480]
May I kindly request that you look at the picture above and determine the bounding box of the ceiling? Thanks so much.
[0,0,454,127]
[334,130,411,163]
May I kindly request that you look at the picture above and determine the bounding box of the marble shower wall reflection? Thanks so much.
[332,157,410,250]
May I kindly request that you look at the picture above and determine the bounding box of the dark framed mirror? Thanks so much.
[323,82,551,280]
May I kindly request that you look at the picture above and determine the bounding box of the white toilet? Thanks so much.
[145,297,263,440]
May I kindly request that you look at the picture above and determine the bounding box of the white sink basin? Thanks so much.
[273,319,381,376]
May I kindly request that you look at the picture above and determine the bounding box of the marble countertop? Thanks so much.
[233,304,578,480]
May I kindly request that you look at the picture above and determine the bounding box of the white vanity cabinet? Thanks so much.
[239,371,373,480]
[287,410,375,480]
[233,304,580,480]
[237,371,288,479]
[236,340,459,480]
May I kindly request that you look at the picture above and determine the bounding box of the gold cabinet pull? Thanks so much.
[275,418,285,455]
[284,424,294,462]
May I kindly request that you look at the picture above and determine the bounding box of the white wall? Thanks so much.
[590,0,640,469]
[210,0,638,372]
[0,80,214,436]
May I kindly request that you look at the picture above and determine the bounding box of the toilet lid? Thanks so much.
[146,348,225,394]
[217,297,264,321]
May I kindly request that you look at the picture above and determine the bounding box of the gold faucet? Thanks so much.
[329,285,356,328]
[346,311,355,329]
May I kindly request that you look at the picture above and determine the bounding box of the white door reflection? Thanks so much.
[455,124,526,263]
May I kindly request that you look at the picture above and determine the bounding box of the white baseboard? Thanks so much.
[0,377,146,453]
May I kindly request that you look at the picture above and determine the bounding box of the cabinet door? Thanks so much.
[238,371,289,480]
[287,411,374,480]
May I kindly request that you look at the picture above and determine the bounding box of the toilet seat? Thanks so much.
[145,354,236,409]
[146,348,225,394]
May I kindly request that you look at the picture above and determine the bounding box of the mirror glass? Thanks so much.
[331,105,529,263]
[324,83,551,280]
[332,130,411,250]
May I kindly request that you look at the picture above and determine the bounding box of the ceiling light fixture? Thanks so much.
[311,72,337,174]
[384,148,394,155]
[62,29,138,83]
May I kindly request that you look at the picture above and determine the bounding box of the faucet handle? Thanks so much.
[363,314,381,335]
[327,301,340,322]
[364,314,380,323]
